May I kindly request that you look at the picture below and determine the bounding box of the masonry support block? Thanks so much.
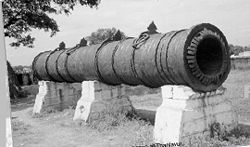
[73,81,134,122]
[33,81,82,115]
[154,85,238,145]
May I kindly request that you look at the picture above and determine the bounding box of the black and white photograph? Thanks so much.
[1,0,250,146]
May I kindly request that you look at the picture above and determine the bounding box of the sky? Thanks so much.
[5,0,250,66]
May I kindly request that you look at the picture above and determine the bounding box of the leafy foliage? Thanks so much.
[86,27,126,45]
[3,0,100,48]
[7,61,22,99]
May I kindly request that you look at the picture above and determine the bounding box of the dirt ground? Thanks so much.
[12,106,155,147]
[11,87,156,147]
[11,70,250,147]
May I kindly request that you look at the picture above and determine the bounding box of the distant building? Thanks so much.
[231,51,250,58]
[230,51,250,70]
[14,67,36,86]
[238,51,250,57]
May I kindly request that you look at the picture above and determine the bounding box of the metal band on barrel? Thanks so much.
[162,30,185,84]
[45,51,58,81]
[154,33,168,84]
[64,51,79,82]
[111,38,131,85]
[131,36,152,87]
[32,51,49,81]
[55,49,71,82]
[94,38,114,84]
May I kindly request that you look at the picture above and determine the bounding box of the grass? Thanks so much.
[195,122,250,147]
[13,107,250,147]
[13,107,154,147]
[12,118,30,133]
[11,84,39,112]
[12,118,42,147]
[11,69,250,147]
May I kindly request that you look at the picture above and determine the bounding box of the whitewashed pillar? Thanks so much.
[73,81,95,121]
[154,86,196,143]
[0,1,13,146]
[33,81,48,114]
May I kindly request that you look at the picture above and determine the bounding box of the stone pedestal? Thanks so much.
[73,81,134,122]
[154,86,238,145]
[33,81,82,114]
[73,81,95,121]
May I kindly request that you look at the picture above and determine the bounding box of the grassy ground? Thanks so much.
[11,69,250,147]
[12,108,153,147]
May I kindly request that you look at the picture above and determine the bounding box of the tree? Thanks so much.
[3,0,100,48]
[229,44,245,56]
[7,61,21,99]
[86,27,126,45]
[4,0,100,99]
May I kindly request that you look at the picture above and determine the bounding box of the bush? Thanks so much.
[191,123,250,147]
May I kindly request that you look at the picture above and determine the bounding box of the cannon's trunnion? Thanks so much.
[32,23,231,92]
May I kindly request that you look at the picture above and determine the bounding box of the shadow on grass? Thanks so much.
[11,95,36,112]
[237,123,250,137]
[11,84,39,112]
[135,109,156,125]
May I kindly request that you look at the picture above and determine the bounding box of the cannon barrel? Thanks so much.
[32,23,231,92]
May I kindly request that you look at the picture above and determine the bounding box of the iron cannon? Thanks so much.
[32,23,231,92]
